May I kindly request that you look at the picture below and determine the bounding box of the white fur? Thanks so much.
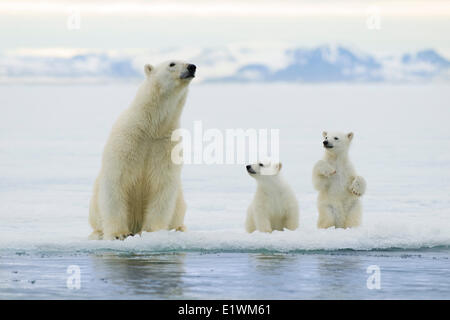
[312,131,366,229]
[89,60,195,240]
[245,161,299,233]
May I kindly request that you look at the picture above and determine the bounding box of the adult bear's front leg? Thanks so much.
[99,176,132,240]
[168,188,187,232]
[141,185,178,232]
[254,217,273,233]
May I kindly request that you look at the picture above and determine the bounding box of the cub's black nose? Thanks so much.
[246,165,251,170]
[323,140,328,146]
[187,64,196,74]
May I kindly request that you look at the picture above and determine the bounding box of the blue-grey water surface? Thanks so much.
[1,248,449,299]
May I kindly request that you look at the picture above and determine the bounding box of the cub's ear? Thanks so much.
[347,132,354,140]
[144,64,154,77]
[277,162,282,172]
[322,131,327,138]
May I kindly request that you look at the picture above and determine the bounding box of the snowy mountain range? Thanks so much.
[1,45,449,83]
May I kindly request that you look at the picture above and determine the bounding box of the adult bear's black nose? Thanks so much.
[187,64,196,74]
[323,140,328,146]
[246,165,251,170]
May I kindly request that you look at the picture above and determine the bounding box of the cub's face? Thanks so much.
[144,60,196,92]
[246,160,282,178]
[322,131,354,155]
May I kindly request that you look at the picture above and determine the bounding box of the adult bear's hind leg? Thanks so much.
[88,176,104,240]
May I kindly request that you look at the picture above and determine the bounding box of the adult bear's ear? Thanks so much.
[347,132,354,141]
[322,131,327,138]
[144,64,154,77]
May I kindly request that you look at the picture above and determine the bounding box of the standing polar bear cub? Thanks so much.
[313,131,366,229]
[89,61,196,240]
[245,161,299,233]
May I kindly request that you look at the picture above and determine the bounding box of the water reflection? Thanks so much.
[248,253,307,298]
[314,253,365,299]
[248,252,365,299]
[89,253,186,299]
[249,253,295,275]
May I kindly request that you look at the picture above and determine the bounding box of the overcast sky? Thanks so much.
[1,0,449,56]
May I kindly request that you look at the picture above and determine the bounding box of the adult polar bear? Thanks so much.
[89,61,196,240]
[313,131,366,229]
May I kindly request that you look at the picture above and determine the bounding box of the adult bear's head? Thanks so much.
[144,60,196,94]
[134,61,196,138]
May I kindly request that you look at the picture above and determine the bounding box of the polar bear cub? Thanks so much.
[313,131,366,229]
[89,61,196,240]
[245,160,299,233]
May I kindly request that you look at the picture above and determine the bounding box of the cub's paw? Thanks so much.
[349,176,366,196]
[318,162,336,177]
